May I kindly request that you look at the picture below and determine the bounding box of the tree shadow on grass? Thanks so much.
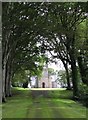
[47,90,73,99]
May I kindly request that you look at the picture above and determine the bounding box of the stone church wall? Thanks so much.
[38,64,52,88]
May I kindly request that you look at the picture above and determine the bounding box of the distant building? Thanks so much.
[38,63,52,88]
[38,62,59,88]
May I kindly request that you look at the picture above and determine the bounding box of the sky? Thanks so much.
[47,51,65,71]
[48,60,65,71]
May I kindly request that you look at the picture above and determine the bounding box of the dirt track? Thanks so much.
[31,90,49,98]
[30,88,65,98]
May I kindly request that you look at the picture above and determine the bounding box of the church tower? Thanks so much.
[38,62,52,88]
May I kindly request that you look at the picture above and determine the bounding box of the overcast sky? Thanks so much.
[48,60,65,71]
[47,51,65,71]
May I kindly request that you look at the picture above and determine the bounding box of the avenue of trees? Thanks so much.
[2,2,88,105]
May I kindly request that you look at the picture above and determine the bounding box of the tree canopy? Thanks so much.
[2,2,88,102]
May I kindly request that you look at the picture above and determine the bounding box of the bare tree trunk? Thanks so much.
[63,62,71,90]
[8,63,12,96]
[70,54,79,99]
[2,63,6,102]
[0,33,2,104]
[67,34,79,99]
[78,56,88,85]
[6,72,11,97]
[36,77,38,88]
[3,58,11,97]
[8,76,12,97]
[6,62,12,97]
[4,61,9,97]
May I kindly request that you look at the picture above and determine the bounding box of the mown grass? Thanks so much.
[2,87,32,119]
[2,87,87,119]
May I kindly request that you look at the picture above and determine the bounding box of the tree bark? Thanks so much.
[4,57,12,97]
[66,33,79,99]
[63,62,71,90]
[4,61,8,97]
[70,54,79,99]
[36,77,38,88]
[2,63,6,102]
[78,56,88,85]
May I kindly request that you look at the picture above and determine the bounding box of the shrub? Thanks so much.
[78,83,88,107]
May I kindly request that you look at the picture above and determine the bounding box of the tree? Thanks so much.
[57,70,67,88]
[38,2,87,98]
[2,2,88,101]
[76,20,88,85]
[2,2,43,101]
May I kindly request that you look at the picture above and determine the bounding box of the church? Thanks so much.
[38,63,56,88]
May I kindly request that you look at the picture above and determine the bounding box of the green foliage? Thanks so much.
[75,20,87,52]
[12,70,27,87]
[76,19,88,85]
[57,70,67,87]
[12,55,46,87]
[48,68,55,76]
[78,83,88,107]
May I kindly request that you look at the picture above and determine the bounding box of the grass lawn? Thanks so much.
[2,87,87,119]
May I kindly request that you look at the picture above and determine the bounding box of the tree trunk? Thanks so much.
[63,62,71,90]
[70,55,79,99]
[8,79,12,97]
[67,34,79,99]
[5,61,9,97]
[4,59,12,97]
[66,68,71,90]
[0,36,3,102]
[2,64,6,102]
[78,56,88,85]
[36,77,38,88]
